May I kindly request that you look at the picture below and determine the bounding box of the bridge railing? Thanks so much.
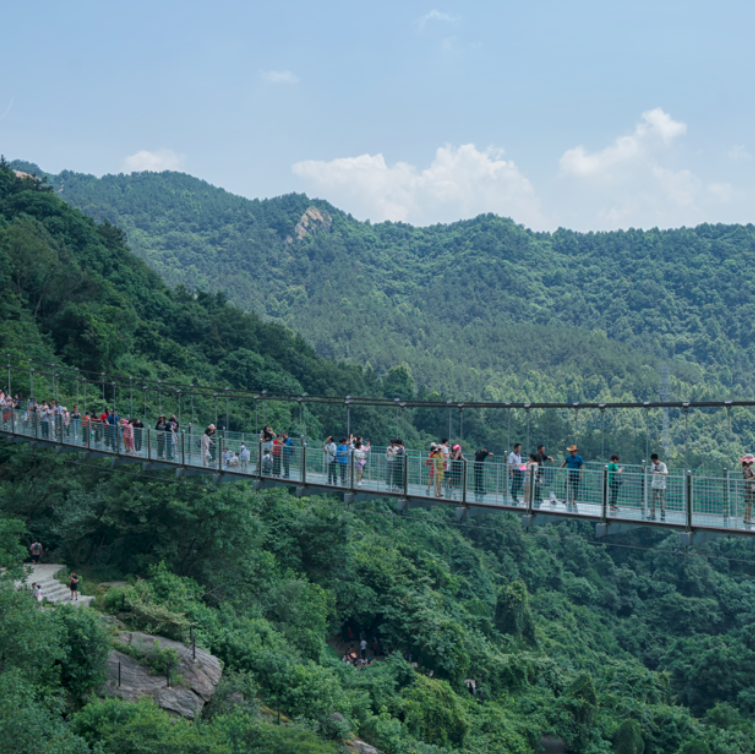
[5,409,755,532]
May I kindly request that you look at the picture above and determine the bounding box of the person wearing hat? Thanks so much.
[560,445,583,509]
[741,455,755,525]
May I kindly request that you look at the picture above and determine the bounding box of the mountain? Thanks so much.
[5,159,755,754]
[14,161,755,412]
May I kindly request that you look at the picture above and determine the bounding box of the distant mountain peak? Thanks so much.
[288,206,333,243]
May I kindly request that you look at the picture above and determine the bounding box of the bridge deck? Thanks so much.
[2,410,751,546]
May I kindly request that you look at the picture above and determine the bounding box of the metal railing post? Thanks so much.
[147,428,151,460]
[601,467,608,522]
[403,453,409,498]
[642,462,648,519]
[686,470,693,531]
[301,444,307,486]
[181,431,186,467]
[258,441,263,480]
[723,467,729,523]
[462,458,468,506]
[217,437,224,472]
[527,462,535,514]
[350,450,356,492]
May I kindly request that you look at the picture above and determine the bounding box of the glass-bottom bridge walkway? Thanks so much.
[2,409,752,547]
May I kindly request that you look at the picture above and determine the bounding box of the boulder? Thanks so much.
[100,630,223,719]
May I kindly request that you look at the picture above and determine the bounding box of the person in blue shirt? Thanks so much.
[560,445,583,509]
[280,431,294,479]
[336,438,350,485]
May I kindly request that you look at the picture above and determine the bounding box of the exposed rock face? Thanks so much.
[288,207,333,242]
[101,631,223,719]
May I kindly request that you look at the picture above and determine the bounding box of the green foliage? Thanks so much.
[54,604,111,704]
[401,675,471,748]
[0,670,91,754]
[495,580,536,645]
[614,719,644,754]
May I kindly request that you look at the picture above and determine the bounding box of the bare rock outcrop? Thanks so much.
[100,630,223,719]
[287,207,333,242]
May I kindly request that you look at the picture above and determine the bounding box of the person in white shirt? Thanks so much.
[353,441,369,486]
[648,453,668,521]
[323,436,337,485]
[508,443,523,504]
[385,441,398,488]
[239,443,251,470]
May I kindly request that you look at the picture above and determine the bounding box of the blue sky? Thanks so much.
[2,0,755,230]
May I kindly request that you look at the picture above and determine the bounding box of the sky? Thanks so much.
[2,0,755,231]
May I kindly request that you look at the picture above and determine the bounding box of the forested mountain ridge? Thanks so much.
[5,160,755,754]
[11,160,755,409]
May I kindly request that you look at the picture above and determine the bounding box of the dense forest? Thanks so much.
[3,161,755,754]
[11,160,754,408]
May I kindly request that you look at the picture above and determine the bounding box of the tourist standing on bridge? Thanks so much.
[426,443,438,494]
[70,405,81,440]
[280,432,294,479]
[648,453,668,521]
[39,400,50,439]
[431,444,445,497]
[608,454,623,512]
[394,439,406,491]
[449,445,466,498]
[741,455,755,525]
[386,440,398,488]
[337,438,350,485]
[561,445,584,509]
[131,417,144,453]
[534,445,554,504]
[353,440,368,486]
[202,426,216,466]
[473,446,493,499]
[508,443,523,504]
[323,436,337,484]
[155,415,168,458]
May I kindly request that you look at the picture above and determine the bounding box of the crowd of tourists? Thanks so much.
[4,389,755,525]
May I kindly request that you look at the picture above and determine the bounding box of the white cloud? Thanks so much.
[417,9,460,28]
[728,144,751,161]
[557,108,735,229]
[260,70,299,85]
[292,143,544,228]
[560,107,686,178]
[123,149,185,173]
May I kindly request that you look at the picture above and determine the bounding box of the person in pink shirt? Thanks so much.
[121,417,134,454]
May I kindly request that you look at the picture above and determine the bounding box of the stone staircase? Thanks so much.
[18,563,95,607]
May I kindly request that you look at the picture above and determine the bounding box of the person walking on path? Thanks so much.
[508,443,523,504]
[69,572,80,601]
[29,539,43,563]
[608,454,623,512]
[524,453,539,505]
[648,453,668,521]
[473,447,493,499]
[561,445,584,510]
[323,436,337,485]
[741,454,755,525]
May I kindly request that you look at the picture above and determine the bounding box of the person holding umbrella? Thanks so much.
[741,454,755,525]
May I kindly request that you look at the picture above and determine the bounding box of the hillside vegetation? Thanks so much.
[4,161,755,754]
[13,161,754,411]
